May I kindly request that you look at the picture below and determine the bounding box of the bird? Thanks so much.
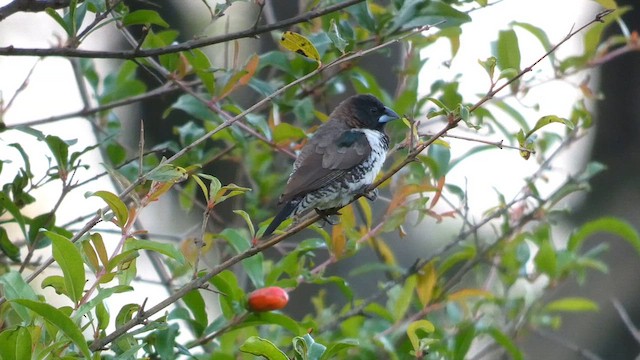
[262,94,400,238]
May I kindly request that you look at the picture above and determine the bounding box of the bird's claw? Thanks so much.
[363,188,378,201]
[315,208,341,225]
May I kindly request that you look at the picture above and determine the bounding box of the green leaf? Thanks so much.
[577,162,607,183]
[239,336,288,360]
[46,8,71,36]
[545,297,599,312]
[122,9,170,28]
[390,275,416,321]
[27,212,55,249]
[182,49,215,94]
[320,339,358,360]
[273,122,306,143]
[8,143,33,178]
[351,1,376,32]
[209,270,244,318]
[293,333,326,360]
[486,327,523,360]
[328,19,348,54]
[91,233,109,269]
[0,271,38,321]
[13,299,91,358]
[308,276,353,302]
[511,21,555,64]
[162,94,216,121]
[233,210,255,239]
[525,115,575,139]
[491,99,529,130]
[96,301,110,331]
[0,227,20,262]
[88,190,129,228]
[0,193,28,240]
[534,240,557,277]
[46,231,85,304]
[41,275,67,296]
[0,326,32,360]
[44,135,70,174]
[106,249,139,272]
[407,320,436,354]
[124,238,186,265]
[494,29,521,72]
[82,238,100,272]
[182,290,208,331]
[478,56,497,80]
[453,323,476,360]
[74,285,133,320]
[155,324,180,359]
[427,143,450,178]
[568,217,640,256]
[148,163,188,183]
[243,312,304,335]
[220,229,263,288]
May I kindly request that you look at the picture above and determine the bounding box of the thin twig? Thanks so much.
[531,327,603,360]
[612,298,640,344]
[3,81,197,130]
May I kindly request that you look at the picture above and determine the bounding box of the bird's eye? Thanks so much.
[370,107,379,114]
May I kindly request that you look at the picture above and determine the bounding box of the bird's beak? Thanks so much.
[378,106,400,123]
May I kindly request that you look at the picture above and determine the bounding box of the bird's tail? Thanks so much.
[262,201,298,238]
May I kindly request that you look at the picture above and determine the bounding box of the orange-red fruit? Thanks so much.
[247,286,289,312]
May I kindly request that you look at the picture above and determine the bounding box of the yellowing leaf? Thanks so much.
[447,288,494,301]
[369,236,397,267]
[593,0,617,9]
[357,197,372,228]
[331,222,347,259]
[416,262,437,307]
[407,319,436,355]
[280,31,321,63]
[386,183,436,215]
[239,54,260,86]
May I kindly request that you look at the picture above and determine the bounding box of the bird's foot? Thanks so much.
[363,188,378,202]
[315,208,341,225]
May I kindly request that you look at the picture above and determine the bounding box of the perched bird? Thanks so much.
[262,94,400,237]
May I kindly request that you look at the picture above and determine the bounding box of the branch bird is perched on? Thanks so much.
[262,94,400,238]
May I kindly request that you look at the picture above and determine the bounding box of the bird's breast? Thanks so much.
[353,129,389,185]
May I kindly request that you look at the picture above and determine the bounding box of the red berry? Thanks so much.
[247,286,289,312]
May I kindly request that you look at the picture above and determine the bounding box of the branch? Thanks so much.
[531,327,603,360]
[612,298,640,344]
[2,80,198,129]
[0,0,72,21]
[0,0,365,59]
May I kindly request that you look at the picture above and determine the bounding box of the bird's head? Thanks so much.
[335,94,400,130]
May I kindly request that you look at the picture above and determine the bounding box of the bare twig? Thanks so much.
[0,0,71,21]
[531,327,603,360]
[2,59,40,113]
[2,81,198,129]
[427,131,537,154]
[612,298,640,344]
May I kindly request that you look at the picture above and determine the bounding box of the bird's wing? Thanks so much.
[280,130,371,204]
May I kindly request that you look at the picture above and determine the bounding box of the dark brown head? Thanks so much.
[331,94,400,130]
